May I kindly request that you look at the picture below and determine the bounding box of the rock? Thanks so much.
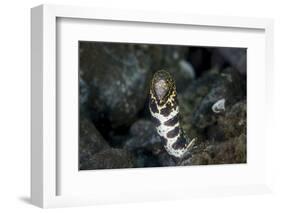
[190,151,213,165]
[84,148,135,170]
[212,134,246,164]
[79,77,89,107]
[186,47,213,77]
[179,60,195,79]
[124,119,163,153]
[191,67,245,129]
[192,85,227,128]
[216,48,247,74]
[79,118,110,170]
[186,47,246,76]
[133,150,160,168]
[124,119,178,167]
[172,60,195,93]
[79,77,90,117]
[177,71,221,141]
[177,67,246,166]
[207,100,246,141]
[159,46,195,93]
[188,134,246,165]
[192,134,247,165]
[158,152,177,167]
[79,42,152,129]
[178,70,221,116]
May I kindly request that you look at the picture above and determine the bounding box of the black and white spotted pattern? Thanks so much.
[149,70,195,158]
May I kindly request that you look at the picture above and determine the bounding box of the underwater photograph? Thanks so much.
[79,41,247,170]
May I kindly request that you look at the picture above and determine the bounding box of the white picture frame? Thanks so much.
[31,4,274,208]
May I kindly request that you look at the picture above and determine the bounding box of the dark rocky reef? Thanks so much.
[178,68,247,165]
[79,42,247,169]
[124,119,176,167]
[188,134,246,165]
[191,67,246,129]
[79,117,109,170]
[80,42,152,130]
[84,148,135,170]
[124,119,162,153]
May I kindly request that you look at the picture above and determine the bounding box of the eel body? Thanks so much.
[149,70,195,158]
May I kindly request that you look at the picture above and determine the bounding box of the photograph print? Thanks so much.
[79,41,247,170]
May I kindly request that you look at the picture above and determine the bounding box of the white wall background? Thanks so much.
[0,0,280,212]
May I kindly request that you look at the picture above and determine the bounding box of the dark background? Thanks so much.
[79,41,247,170]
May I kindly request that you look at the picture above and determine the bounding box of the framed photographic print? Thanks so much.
[31,4,274,208]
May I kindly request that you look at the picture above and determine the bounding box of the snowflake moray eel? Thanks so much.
[149,70,196,158]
